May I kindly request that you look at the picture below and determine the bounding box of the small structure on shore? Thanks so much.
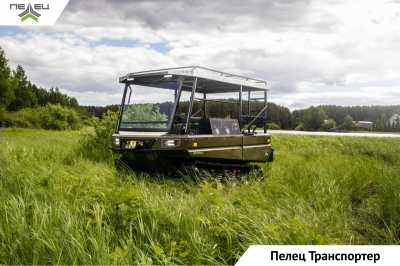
[354,121,373,130]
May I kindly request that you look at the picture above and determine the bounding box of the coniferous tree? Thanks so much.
[0,48,16,109]
[8,65,38,110]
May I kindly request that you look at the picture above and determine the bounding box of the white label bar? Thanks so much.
[235,245,399,266]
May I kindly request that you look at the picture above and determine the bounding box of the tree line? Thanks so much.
[0,47,78,113]
[80,100,400,132]
[293,105,400,132]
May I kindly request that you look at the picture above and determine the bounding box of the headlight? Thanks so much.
[114,137,120,146]
[162,139,179,148]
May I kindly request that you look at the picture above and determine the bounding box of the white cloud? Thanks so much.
[0,32,174,95]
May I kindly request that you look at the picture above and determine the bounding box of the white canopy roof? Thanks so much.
[119,66,268,93]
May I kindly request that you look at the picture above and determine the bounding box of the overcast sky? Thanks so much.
[0,0,400,109]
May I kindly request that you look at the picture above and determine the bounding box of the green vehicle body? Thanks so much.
[112,133,273,164]
[112,66,273,167]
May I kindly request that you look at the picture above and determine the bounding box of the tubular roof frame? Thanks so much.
[119,66,268,93]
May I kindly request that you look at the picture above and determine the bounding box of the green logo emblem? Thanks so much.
[18,3,41,22]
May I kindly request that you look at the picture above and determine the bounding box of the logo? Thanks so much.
[1,0,70,26]
[10,3,49,22]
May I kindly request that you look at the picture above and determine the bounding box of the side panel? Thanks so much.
[179,135,242,149]
[182,135,243,161]
[242,134,270,146]
[242,134,271,162]
[243,145,272,162]
[188,146,243,161]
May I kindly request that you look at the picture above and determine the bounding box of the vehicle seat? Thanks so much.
[198,118,212,134]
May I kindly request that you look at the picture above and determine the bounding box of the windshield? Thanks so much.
[119,84,177,131]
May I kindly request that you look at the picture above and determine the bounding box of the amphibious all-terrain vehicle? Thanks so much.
[112,66,273,171]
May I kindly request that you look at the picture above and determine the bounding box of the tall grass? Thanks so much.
[0,128,399,264]
[79,111,117,162]
[2,104,82,130]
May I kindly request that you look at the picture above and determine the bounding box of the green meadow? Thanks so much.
[0,128,399,265]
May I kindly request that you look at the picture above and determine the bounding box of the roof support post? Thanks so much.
[168,79,183,132]
[203,92,207,117]
[264,90,268,133]
[239,85,243,127]
[247,90,251,115]
[116,83,130,132]
[185,77,198,134]
[174,87,177,100]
